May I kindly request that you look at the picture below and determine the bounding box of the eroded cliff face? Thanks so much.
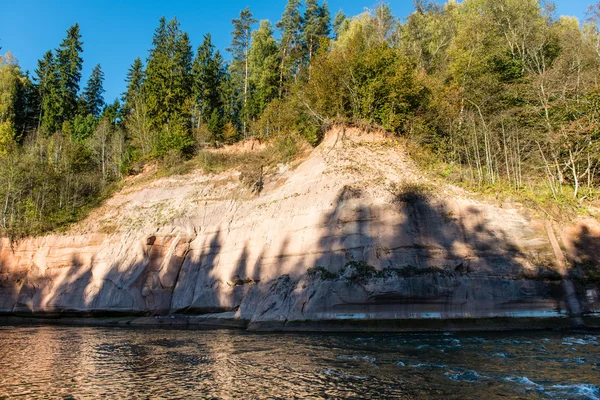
[1,128,598,330]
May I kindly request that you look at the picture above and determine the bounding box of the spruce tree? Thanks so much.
[123,57,144,115]
[55,24,83,126]
[192,34,224,127]
[219,67,241,132]
[144,17,194,155]
[34,50,61,133]
[81,64,105,117]
[228,7,257,138]
[33,50,58,130]
[145,17,193,130]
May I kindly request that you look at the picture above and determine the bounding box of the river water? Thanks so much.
[0,326,598,399]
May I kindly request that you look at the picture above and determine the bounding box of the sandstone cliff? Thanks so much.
[1,128,598,330]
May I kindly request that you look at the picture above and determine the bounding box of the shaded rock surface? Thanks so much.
[0,128,599,330]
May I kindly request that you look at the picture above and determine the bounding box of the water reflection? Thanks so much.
[0,326,598,399]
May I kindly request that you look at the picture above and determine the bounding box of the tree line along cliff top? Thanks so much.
[0,0,599,240]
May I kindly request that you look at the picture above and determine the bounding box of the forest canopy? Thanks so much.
[1,0,600,239]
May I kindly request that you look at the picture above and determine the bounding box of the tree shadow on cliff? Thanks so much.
[568,225,600,282]
[13,254,93,316]
[312,183,528,277]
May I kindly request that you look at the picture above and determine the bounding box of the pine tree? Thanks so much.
[123,57,144,115]
[302,0,331,78]
[81,64,105,117]
[277,0,303,97]
[228,7,257,138]
[55,24,83,126]
[248,20,280,118]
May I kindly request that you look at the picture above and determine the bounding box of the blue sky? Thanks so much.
[0,0,594,103]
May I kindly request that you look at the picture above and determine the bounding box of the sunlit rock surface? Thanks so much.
[1,128,599,330]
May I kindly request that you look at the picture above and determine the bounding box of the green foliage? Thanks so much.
[228,7,257,136]
[0,131,121,240]
[122,57,144,115]
[277,0,303,95]
[71,113,97,142]
[144,17,193,130]
[306,12,428,134]
[344,260,380,283]
[55,24,84,126]
[0,121,16,155]
[306,266,337,280]
[302,0,331,69]
[192,34,225,131]
[5,0,600,239]
[153,119,195,158]
[81,64,105,117]
[248,20,280,119]
[332,10,349,39]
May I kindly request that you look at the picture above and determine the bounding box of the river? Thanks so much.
[0,326,598,399]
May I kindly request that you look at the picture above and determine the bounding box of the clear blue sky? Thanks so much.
[0,0,593,104]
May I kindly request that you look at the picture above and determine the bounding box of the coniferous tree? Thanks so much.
[102,99,121,127]
[228,7,257,138]
[277,0,303,97]
[55,24,83,127]
[145,17,193,128]
[33,50,56,129]
[302,0,331,77]
[144,17,194,155]
[192,34,224,129]
[122,57,144,115]
[15,72,37,136]
[81,64,105,117]
[332,10,349,39]
[219,66,241,134]
[35,51,61,133]
[248,20,280,119]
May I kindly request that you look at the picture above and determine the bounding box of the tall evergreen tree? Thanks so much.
[55,24,83,127]
[122,57,144,115]
[277,0,303,97]
[219,66,241,133]
[144,17,194,155]
[248,20,280,118]
[81,64,105,117]
[33,50,57,129]
[144,17,193,130]
[302,0,331,78]
[228,7,257,137]
[34,50,61,133]
[192,34,224,127]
